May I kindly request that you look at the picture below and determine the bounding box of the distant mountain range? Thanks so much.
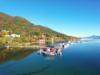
[0,12,78,40]
[82,35,100,39]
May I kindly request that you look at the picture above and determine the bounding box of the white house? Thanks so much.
[10,34,20,38]
[5,34,20,38]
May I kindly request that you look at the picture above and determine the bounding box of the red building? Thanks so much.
[38,35,45,45]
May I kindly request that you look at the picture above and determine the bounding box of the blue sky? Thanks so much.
[0,0,100,37]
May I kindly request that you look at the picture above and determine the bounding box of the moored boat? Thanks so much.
[38,47,62,56]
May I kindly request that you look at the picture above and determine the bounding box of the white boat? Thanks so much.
[64,43,70,48]
[38,47,62,56]
[38,48,55,56]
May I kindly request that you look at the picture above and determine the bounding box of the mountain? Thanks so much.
[0,12,78,41]
[83,35,100,39]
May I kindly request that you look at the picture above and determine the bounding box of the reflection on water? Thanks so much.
[0,48,57,75]
[0,48,36,64]
[0,40,100,75]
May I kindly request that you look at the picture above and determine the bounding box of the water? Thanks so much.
[0,40,100,75]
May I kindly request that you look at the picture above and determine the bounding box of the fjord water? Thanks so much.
[0,40,100,75]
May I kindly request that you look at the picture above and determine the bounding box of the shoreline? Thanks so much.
[5,45,46,49]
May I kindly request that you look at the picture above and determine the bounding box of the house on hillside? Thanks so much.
[0,30,9,37]
[5,34,20,38]
[0,29,21,38]
[38,35,45,45]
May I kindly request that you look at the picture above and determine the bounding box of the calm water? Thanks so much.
[0,40,100,75]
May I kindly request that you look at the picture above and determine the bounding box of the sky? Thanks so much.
[0,0,100,37]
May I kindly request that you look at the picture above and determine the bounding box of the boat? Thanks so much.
[38,47,62,56]
[63,43,70,48]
